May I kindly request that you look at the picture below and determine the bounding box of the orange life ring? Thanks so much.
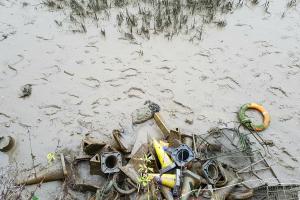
[238,103,270,131]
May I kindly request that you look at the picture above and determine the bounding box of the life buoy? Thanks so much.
[238,103,270,131]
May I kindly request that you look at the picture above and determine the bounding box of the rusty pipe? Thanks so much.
[181,176,195,200]
[180,134,195,200]
[227,188,254,200]
[161,186,174,200]
[16,154,68,185]
[211,178,240,200]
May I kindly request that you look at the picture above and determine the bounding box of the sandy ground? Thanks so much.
[0,0,300,199]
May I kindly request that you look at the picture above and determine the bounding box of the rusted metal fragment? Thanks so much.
[183,170,207,185]
[216,163,228,187]
[120,164,140,185]
[60,153,68,176]
[72,159,106,192]
[112,129,135,153]
[113,180,136,195]
[129,143,149,170]
[167,128,182,147]
[73,155,93,164]
[90,154,101,175]
[153,112,170,137]
[170,144,195,167]
[201,160,220,184]
[120,143,149,184]
[182,134,193,147]
[211,178,240,200]
[72,183,100,192]
[82,137,106,155]
[100,151,122,174]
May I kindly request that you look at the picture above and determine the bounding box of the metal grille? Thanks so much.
[253,184,300,200]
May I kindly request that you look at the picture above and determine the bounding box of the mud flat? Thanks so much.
[0,0,300,199]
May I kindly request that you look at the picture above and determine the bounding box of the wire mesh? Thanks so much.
[194,127,267,171]
[253,184,300,200]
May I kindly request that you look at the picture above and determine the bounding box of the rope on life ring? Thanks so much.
[238,103,270,132]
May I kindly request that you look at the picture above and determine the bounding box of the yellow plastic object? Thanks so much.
[153,139,173,169]
[148,174,176,188]
[159,140,169,148]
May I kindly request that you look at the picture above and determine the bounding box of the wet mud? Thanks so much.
[0,0,300,199]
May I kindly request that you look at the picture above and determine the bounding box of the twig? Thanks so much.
[27,129,37,178]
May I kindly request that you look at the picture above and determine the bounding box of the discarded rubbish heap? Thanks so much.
[16,101,300,200]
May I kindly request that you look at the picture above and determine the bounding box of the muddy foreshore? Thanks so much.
[1,0,300,199]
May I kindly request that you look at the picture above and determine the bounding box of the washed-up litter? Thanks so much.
[15,101,300,199]
[0,136,15,152]
[19,84,32,98]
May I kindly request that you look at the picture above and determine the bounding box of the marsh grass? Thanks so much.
[42,0,259,40]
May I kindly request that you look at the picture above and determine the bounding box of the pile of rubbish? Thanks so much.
[15,101,300,199]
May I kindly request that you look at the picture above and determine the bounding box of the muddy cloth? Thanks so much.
[131,101,160,124]
[19,84,32,98]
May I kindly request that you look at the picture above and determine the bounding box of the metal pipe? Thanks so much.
[180,135,195,200]
[153,113,170,137]
[211,178,240,200]
[160,186,174,200]
[181,176,195,200]
[16,154,67,185]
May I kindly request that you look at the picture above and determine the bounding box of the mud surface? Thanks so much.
[0,0,300,199]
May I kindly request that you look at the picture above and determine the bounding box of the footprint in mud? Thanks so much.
[39,105,61,116]
[121,68,140,78]
[36,35,54,41]
[78,110,94,117]
[160,89,174,99]
[268,86,288,97]
[280,147,298,162]
[235,23,253,30]
[63,70,75,77]
[61,93,82,105]
[44,65,61,73]
[0,113,11,126]
[279,115,293,122]
[114,57,122,63]
[77,119,93,130]
[254,40,273,48]
[196,114,207,121]
[105,77,128,87]
[75,60,84,65]
[213,76,240,89]
[253,72,273,82]
[156,66,176,74]
[37,65,61,82]
[193,50,215,63]
[166,100,194,115]
[199,75,209,81]
[259,50,281,57]
[81,76,100,88]
[7,54,24,68]
[2,65,18,78]
[91,97,111,108]
[124,87,145,99]
[0,22,16,42]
